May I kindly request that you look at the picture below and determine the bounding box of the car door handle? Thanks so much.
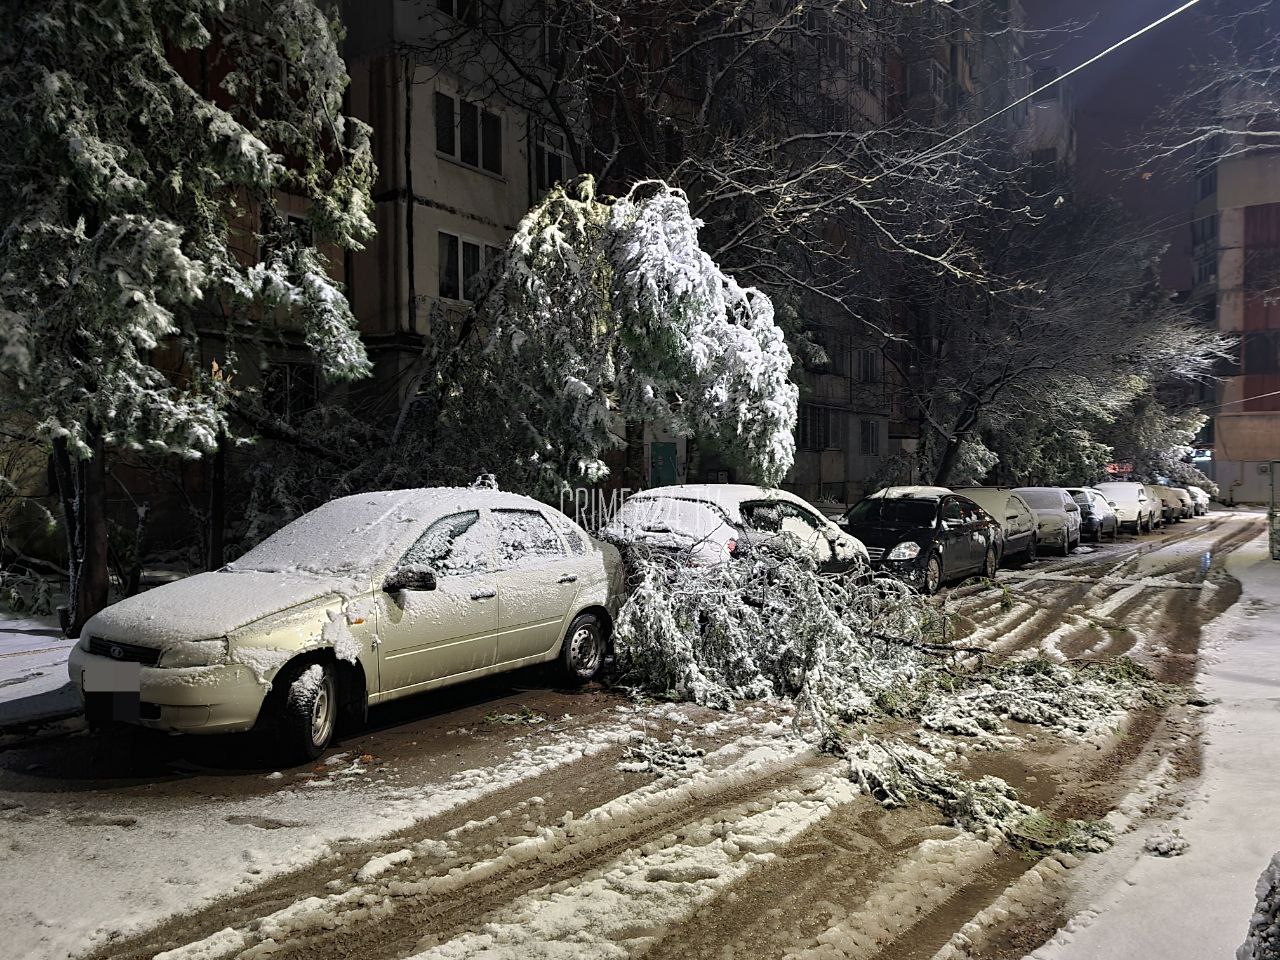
[470,589,497,601]
[558,574,578,584]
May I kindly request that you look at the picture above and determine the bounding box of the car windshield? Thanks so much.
[1067,491,1090,505]
[612,497,732,543]
[227,494,421,577]
[845,498,938,526]
[1018,490,1062,510]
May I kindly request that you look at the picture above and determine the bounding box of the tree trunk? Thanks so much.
[52,426,110,638]
[932,435,962,487]
[206,433,227,570]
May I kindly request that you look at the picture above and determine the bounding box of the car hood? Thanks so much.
[83,570,350,647]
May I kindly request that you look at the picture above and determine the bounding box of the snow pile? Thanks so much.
[1238,852,1280,960]
[1144,830,1190,857]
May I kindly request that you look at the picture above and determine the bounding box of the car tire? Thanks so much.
[268,660,337,764]
[924,553,943,595]
[1061,536,1071,557]
[559,612,606,685]
[1092,525,1102,544]
[982,545,998,579]
[1023,537,1038,564]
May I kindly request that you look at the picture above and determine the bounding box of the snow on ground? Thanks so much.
[0,712,648,960]
[0,610,77,726]
[1027,528,1280,960]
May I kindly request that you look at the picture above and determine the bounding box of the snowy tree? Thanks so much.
[881,197,1231,486]
[450,177,799,490]
[0,1,375,633]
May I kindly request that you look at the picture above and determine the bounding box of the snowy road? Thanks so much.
[0,511,1270,960]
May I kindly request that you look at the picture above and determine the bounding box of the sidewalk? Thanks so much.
[1029,530,1280,959]
[0,611,79,727]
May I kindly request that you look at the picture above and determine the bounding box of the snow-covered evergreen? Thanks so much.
[0,1,375,458]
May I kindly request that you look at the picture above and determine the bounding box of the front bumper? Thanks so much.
[869,556,927,585]
[68,645,267,734]
[1039,526,1069,546]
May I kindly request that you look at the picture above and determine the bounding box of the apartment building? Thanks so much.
[1197,141,1280,503]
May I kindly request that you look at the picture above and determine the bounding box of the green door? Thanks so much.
[650,441,678,486]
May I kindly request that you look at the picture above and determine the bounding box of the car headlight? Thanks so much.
[158,638,229,668]
[887,541,921,561]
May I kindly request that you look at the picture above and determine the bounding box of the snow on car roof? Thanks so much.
[228,487,551,577]
[867,485,953,500]
[627,484,822,522]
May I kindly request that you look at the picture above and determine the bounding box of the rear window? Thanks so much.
[1018,490,1062,509]
[844,498,938,526]
[1067,491,1090,506]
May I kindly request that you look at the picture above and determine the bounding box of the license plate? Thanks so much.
[83,659,141,693]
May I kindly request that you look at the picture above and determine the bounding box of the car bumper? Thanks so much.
[869,557,927,585]
[68,645,267,734]
[1039,527,1069,546]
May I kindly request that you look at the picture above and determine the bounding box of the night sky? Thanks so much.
[1021,0,1228,289]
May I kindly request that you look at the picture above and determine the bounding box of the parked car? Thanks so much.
[1171,486,1196,519]
[1094,481,1157,533]
[601,484,869,573]
[840,491,1002,594]
[1149,484,1185,523]
[1186,485,1211,515]
[1012,487,1082,556]
[70,488,624,762]
[1065,487,1120,543]
[952,487,1039,564]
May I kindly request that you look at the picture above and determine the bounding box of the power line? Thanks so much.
[1209,387,1280,412]
[880,0,1206,180]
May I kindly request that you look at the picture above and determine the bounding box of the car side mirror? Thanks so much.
[1066,503,1080,513]
[1108,501,1117,508]
[384,568,437,594]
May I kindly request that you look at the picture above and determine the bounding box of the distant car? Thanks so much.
[840,491,1002,594]
[70,489,624,762]
[1065,487,1120,543]
[952,487,1039,564]
[601,484,869,573]
[1012,487,1082,556]
[1186,485,1211,515]
[1095,481,1157,533]
[866,485,954,500]
[1149,484,1185,523]
[1171,486,1195,519]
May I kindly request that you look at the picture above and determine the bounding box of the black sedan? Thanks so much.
[840,492,1003,594]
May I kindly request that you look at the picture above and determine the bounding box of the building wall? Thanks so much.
[1211,151,1280,501]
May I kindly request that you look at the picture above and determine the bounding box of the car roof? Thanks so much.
[628,484,825,520]
[867,485,953,500]
[323,487,557,520]
[1012,486,1066,493]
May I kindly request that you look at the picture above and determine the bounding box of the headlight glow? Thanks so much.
[887,541,921,561]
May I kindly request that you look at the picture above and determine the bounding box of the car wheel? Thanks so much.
[559,612,606,685]
[1024,537,1038,564]
[269,660,337,764]
[982,545,998,579]
[924,553,943,595]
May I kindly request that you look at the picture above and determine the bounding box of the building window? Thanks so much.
[859,419,881,457]
[1197,165,1217,200]
[435,91,502,175]
[1242,331,1280,375]
[859,49,875,90]
[798,404,844,452]
[438,232,501,302]
[858,349,880,383]
[437,0,477,24]
[535,129,571,193]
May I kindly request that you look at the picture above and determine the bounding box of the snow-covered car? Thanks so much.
[867,485,954,500]
[1171,486,1196,519]
[1186,485,1211,515]
[69,489,623,762]
[841,491,1003,593]
[1149,484,1185,523]
[601,484,869,573]
[1012,487,1082,556]
[1094,481,1157,533]
[951,487,1038,564]
[1065,487,1120,543]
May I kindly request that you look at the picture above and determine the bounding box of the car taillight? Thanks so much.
[727,538,739,556]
